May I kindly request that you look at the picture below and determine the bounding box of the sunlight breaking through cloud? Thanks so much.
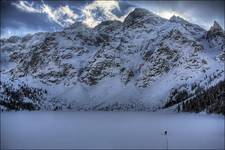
[156,11,186,20]
[81,0,130,27]
[12,0,132,28]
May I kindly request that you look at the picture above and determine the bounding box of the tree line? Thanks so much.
[0,81,47,111]
[179,80,225,115]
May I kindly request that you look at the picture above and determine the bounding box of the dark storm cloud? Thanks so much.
[0,0,224,38]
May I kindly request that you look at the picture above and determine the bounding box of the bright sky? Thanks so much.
[1,0,224,38]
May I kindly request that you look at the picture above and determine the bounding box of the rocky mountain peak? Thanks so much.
[123,8,161,27]
[209,21,223,33]
[128,8,152,17]
[63,21,90,32]
[94,20,123,32]
[206,21,224,49]
[170,15,186,23]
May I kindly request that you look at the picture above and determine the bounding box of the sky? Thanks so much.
[1,0,224,38]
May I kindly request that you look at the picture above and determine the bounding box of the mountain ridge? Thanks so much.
[0,8,224,112]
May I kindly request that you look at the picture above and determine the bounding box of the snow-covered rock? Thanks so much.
[0,8,224,111]
[206,21,225,50]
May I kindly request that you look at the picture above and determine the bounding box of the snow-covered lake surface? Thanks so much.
[1,112,224,149]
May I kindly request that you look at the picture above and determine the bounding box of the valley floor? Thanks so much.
[1,111,224,149]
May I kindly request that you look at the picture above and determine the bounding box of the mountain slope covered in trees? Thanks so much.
[181,80,225,115]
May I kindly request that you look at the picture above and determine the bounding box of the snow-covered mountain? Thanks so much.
[0,8,224,111]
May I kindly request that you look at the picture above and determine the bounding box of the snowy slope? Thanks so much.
[1,112,224,149]
[0,8,224,111]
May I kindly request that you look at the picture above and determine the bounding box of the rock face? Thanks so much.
[0,8,224,111]
[206,21,225,50]
[124,8,166,28]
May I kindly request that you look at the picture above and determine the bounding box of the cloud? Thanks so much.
[81,0,120,27]
[11,0,223,33]
[12,0,132,28]
[81,0,133,27]
[12,1,41,13]
[41,4,78,26]
[12,1,78,27]
[156,10,221,29]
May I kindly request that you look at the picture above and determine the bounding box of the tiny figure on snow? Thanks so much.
[164,130,167,135]
[164,130,168,149]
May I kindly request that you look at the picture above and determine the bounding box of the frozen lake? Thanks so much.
[1,112,224,149]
